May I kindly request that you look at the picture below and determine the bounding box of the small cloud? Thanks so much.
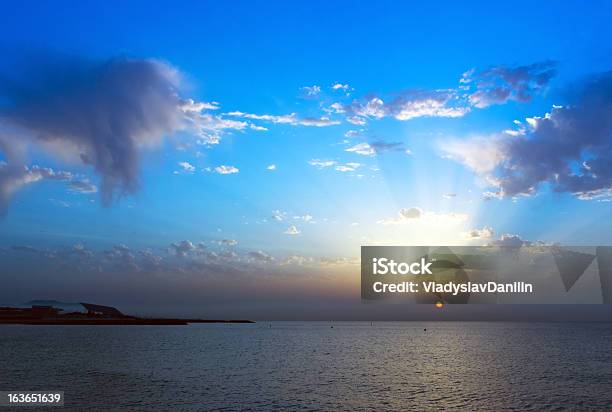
[346,141,406,156]
[346,116,367,125]
[464,226,494,239]
[332,83,351,91]
[227,112,339,127]
[214,165,239,174]
[326,103,345,114]
[298,117,341,127]
[335,162,361,172]
[399,207,422,219]
[178,161,195,173]
[346,143,375,156]
[301,85,321,97]
[250,124,268,131]
[169,240,197,257]
[266,164,277,171]
[180,99,220,111]
[284,225,301,235]
[308,159,336,169]
[344,129,362,138]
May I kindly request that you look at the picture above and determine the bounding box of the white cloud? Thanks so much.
[179,98,220,112]
[308,159,336,169]
[178,161,195,173]
[378,207,468,225]
[301,85,321,97]
[284,225,301,235]
[297,117,341,127]
[266,164,277,171]
[351,97,386,119]
[345,143,375,156]
[308,159,361,173]
[332,83,351,91]
[335,162,361,172]
[0,164,78,213]
[226,111,297,124]
[226,111,340,127]
[346,116,366,125]
[214,165,239,174]
[392,97,470,121]
[327,103,346,114]
[344,129,362,138]
[464,226,494,239]
[181,101,250,145]
[250,124,268,131]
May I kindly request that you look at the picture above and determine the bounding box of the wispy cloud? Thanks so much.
[226,111,340,127]
[300,85,321,97]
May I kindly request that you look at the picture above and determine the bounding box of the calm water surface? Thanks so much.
[1,322,611,411]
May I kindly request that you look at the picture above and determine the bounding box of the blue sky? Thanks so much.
[1,1,611,317]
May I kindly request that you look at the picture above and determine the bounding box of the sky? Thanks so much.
[1,1,612,319]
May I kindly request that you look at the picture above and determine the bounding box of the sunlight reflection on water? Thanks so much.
[1,322,611,411]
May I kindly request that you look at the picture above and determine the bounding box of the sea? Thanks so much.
[1,322,611,411]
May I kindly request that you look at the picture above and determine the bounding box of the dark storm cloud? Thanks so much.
[495,71,612,198]
[444,70,612,199]
[0,53,183,206]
